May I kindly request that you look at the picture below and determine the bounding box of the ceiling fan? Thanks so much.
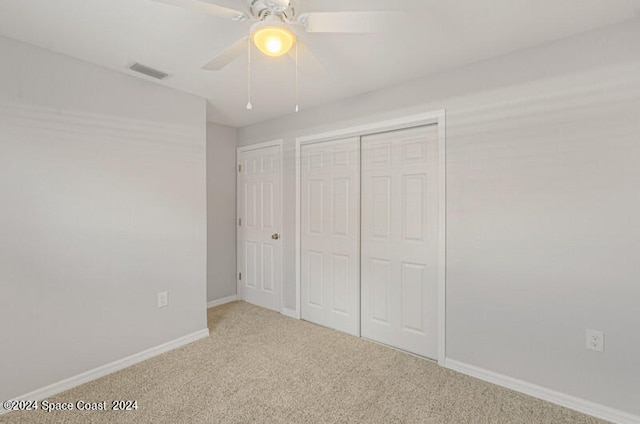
[153,0,402,73]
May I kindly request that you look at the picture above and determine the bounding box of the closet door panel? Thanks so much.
[361,125,440,359]
[301,137,360,336]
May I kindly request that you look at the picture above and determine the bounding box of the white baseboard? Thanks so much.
[445,359,639,424]
[1,328,210,416]
[281,307,299,319]
[207,295,238,309]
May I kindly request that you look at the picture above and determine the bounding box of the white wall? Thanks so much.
[0,36,207,401]
[206,122,237,302]
[238,20,640,418]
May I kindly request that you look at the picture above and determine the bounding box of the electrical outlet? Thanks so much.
[586,329,604,352]
[158,291,168,308]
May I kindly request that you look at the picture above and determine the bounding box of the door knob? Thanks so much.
[272,233,280,240]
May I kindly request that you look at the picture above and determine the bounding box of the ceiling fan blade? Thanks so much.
[301,11,403,33]
[202,37,248,70]
[287,39,329,80]
[152,0,247,21]
[296,0,402,13]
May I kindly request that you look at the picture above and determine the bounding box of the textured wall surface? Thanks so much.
[206,122,237,303]
[0,36,208,401]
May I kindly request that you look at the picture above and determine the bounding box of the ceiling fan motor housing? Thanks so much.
[249,0,294,21]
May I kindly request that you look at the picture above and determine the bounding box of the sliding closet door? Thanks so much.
[361,125,440,359]
[300,137,360,336]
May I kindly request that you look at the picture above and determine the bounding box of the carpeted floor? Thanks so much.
[1,301,609,423]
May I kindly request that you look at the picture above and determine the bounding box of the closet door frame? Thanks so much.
[295,110,447,365]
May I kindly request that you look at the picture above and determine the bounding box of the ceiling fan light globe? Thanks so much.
[251,26,295,57]
[266,38,283,54]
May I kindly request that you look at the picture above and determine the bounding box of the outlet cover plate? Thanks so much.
[158,291,168,308]
[586,329,604,352]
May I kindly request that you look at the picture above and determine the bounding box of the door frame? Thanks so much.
[295,111,447,365]
[236,139,284,312]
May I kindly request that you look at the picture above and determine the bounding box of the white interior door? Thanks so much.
[300,137,360,336]
[361,125,440,358]
[237,144,282,312]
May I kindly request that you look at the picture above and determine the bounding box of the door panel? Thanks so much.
[361,125,440,359]
[307,251,324,308]
[370,258,391,324]
[237,145,282,311]
[331,254,349,314]
[301,137,360,336]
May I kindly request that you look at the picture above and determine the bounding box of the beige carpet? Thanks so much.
[1,301,609,424]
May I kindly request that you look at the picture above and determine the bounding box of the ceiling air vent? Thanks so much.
[129,63,170,80]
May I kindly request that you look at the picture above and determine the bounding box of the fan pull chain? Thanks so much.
[246,36,252,110]
[295,42,299,113]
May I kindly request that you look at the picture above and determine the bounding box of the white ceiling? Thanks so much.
[1,0,639,127]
